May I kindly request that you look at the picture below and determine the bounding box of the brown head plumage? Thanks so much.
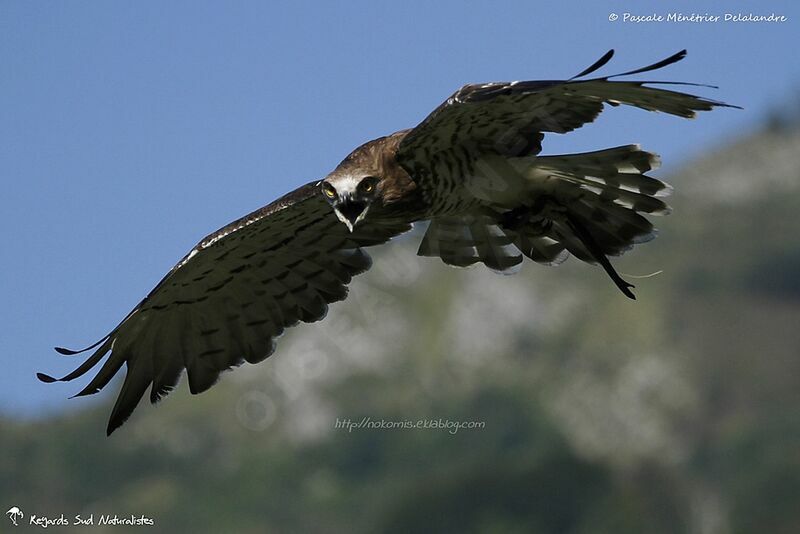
[321,130,420,231]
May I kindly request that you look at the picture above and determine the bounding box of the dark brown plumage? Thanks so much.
[40,50,737,434]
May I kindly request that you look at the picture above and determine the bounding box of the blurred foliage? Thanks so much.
[3,126,800,533]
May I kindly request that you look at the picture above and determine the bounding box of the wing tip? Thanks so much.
[54,335,111,356]
[606,49,689,80]
[106,420,121,436]
[570,49,616,80]
[106,402,133,435]
[36,372,57,383]
[70,386,100,399]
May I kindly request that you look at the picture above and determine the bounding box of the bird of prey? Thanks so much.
[40,50,736,435]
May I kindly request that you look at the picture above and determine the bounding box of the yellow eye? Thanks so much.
[359,177,377,193]
[322,183,336,198]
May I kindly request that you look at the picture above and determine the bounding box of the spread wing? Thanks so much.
[395,50,738,295]
[396,49,738,179]
[39,181,411,435]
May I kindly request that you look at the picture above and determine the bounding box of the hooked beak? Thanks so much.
[334,200,370,232]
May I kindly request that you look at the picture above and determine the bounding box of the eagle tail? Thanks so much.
[510,145,672,297]
[420,145,670,297]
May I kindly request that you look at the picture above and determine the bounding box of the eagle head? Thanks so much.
[320,175,380,232]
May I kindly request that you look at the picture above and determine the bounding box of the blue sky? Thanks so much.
[2,0,798,417]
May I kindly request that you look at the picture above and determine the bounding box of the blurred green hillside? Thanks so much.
[3,125,800,533]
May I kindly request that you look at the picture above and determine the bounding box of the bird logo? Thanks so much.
[6,507,23,526]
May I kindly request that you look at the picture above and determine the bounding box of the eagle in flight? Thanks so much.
[40,50,736,434]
